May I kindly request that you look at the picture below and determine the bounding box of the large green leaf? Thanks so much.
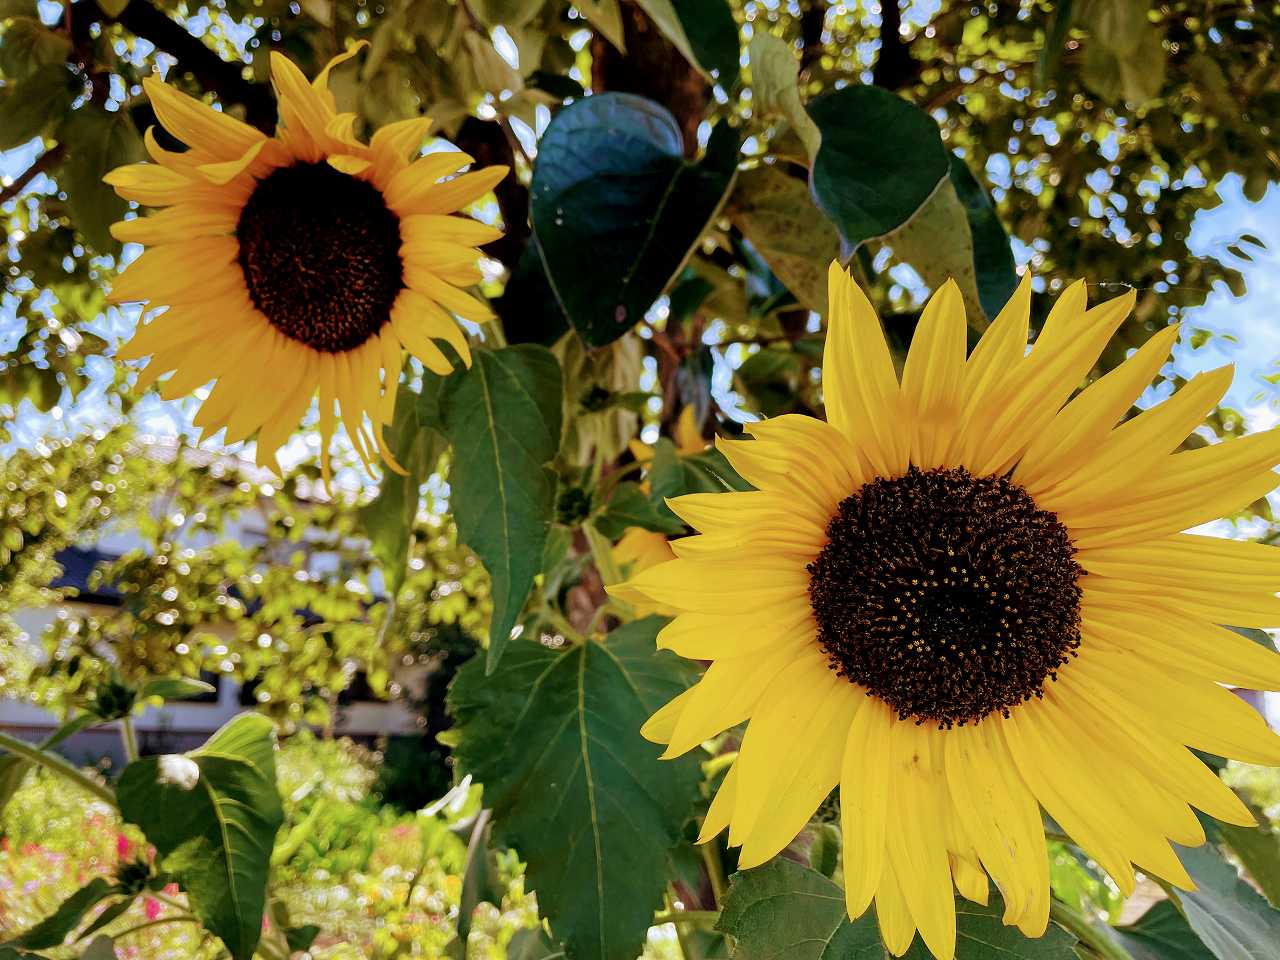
[1110,900,1215,960]
[0,17,70,79]
[807,85,950,255]
[438,345,563,672]
[718,859,1078,960]
[448,617,703,960]
[359,383,445,597]
[117,714,284,960]
[1213,819,1280,908]
[57,104,145,253]
[1173,843,1280,960]
[729,164,840,313]
[507,927,567,960]
[5,877,118,949]
[0,63,78,150]
[947,155,1019,324]
[664,0,740,87]
[530,93,738,346]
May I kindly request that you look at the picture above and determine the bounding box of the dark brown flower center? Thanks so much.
[807,466,1083,727]
[236,162,404,352]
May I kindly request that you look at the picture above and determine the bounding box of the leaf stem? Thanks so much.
[700,841,727,907]
[113,915,201,940]
[0,729,116,806]
[121,717,139,763]
[1048,899,1130,960]
[583,522,621,587]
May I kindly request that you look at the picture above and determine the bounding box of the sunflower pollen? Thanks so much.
[807,466,1084,728]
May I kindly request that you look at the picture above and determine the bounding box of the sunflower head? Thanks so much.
[104,43,508,481]
[613,263,1280,960]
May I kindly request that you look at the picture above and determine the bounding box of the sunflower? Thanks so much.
[613,264,1280,959]
[104,43,507,479]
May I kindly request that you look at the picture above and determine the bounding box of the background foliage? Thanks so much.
[3,0,1280,959]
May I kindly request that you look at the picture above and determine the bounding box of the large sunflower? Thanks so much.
[105,43,506,479]
[614,264,1280,959]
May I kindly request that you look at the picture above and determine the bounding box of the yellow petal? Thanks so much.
[403,268,494,323]
[384,151,478,210]
[401,212,503,248]
[697,763,739,843]
[110,204,239,245]
[900,278,966,469]
[821,262,906,477]
[370,116,434,184]
[840,697,893,918]
[143,77,265,159]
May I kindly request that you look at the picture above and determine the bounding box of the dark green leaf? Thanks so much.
[359,383,445,596]
[1213,820,1280,908]
[284,925,321,952]
[448,617,702,960]
[1110,900,1215,960]
[139,677,217,702]
[0,950,44,960]
[0,64,78,150]
[467,0,545,28]
[530,93,738,346]
[1174,843,1280,960]
[438,345,563,671]
[1035,0,1075,87]
[808,85,950,255]
[947,155,1019,324]
[0,18,71,79]
[729,165,840,313]
[526,71,585,101]
[57,105,144,252]
[595,481,686,539]
[6,878,117,949]
[496,246,570,347]
[77,896,135,940]
[672,0,739,87]
[117,714,284,960]
[719,860,1078,960]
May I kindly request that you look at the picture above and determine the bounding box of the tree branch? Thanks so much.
[77,0,275,131]
[798,0,826,76]
[0,145,67,206]
[872,0,919,90]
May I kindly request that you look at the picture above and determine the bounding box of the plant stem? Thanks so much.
[121,717,139,762]
[700,841,727,907]
[0,730,116,806]
[1049,900,1130,960]
[583,522,621,587]
[652,909,720,926]
[113,915,201,940]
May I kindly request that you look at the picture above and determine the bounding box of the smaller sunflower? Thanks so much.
[105,43,508,480]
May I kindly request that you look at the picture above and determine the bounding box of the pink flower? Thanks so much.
[144,897,162,921]
[116,833,131,859]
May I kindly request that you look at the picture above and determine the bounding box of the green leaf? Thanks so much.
[530,93,738,346]
[284,925,321,952]
[1035,0,1075,87]
[807,85,950,255]
[466,0,545,28]
[747,32,821,159]
[6,877,118,949]
[80,937,118,960]
[448,618,703,960]
[456,810,503,946]
[573,0,626,52]
[139,677,217,702]
[1110,900,1214,960]
[1213,819,1280,907]
[595,481,686,539]
[0,950,47,960]
[947,155,1018,325]
[1173,843,1280,960]
[359,383,445,596]
[117,714,285,960]
[438,345,563,672]
[729,164,840,313]
[0,18,71,79]
[57,105,144,252]
[671,0,739,87]
[507,927,567,960]
[0,64,78,150]
[719,860,1079,960]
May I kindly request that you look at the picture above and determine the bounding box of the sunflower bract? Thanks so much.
[613,262,1280,960]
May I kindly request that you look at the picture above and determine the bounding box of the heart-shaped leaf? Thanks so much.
[117,714,284,960]
[807,84,950,254]
[448,617,702,960]
[531,93,738,346]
